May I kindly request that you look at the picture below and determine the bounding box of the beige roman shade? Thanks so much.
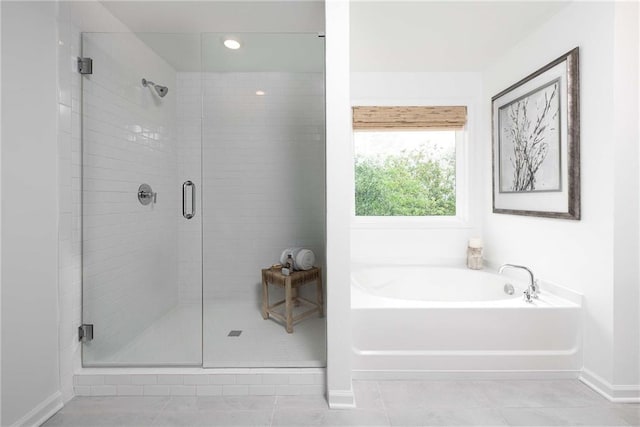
[352,106,467,131]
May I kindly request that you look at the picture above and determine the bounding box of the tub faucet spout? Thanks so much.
[498,264,539,302]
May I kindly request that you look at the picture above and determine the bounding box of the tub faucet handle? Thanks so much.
[499,264,539,301]
[523,288,533,303]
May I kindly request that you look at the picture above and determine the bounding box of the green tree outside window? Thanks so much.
[354,133,456,216]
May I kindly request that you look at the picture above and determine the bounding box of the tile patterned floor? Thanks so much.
[99,302,326,367]
[43,380,640,426]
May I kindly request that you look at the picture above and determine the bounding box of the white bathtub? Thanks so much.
[351,265,582,377]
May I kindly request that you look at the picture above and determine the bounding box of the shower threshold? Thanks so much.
[73,366,326,397]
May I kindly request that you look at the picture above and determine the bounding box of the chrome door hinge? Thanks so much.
[78,324,94,342]
[77,57,93,75]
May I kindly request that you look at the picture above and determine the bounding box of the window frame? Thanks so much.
[350,101,472,230]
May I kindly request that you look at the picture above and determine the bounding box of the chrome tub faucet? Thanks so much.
[499,264,539,303]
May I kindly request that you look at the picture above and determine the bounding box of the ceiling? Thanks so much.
[100,1,325,34]
[134,32,324,72]
[100,1,325,72]
[99,1,570,73]
[350,1,571,71]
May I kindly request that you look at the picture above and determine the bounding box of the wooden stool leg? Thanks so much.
[285,277,293,333]
[261,271,269,319]
[317,268,324,317]
[293,287,300,307]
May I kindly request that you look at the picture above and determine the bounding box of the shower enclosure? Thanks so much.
[80,32,326,367]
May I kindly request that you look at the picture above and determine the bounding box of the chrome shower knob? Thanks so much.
[138,184,157,205]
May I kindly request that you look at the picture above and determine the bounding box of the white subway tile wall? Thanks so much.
[176,73,203,303]
[73,370,326,396]
[198,72,326,301]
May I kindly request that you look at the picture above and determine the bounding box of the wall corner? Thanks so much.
[325,0,353,404]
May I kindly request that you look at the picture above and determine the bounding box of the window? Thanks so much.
[354,130,457,216]
[352,106,467,219]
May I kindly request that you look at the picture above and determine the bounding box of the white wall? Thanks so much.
[0,0,3,420]
[482,1,639,398]
[1,0,136,416]
[80,32,179,365]
[612,0,639,390]
[1,1,62,425]
[350,72,483,265]
[325,0,354,409]
[349,1,569,73]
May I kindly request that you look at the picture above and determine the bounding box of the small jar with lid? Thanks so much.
[467,238,483,270]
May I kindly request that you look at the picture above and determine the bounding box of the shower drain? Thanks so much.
[227,330,242,337]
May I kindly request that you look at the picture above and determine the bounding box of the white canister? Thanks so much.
[467,238,483,270]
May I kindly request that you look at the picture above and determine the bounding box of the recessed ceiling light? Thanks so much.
[256,90,265,96]
[223,39,241,50]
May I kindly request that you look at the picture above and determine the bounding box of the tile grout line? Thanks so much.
[375,381,392,426]
[493,405,512,426]
[269,395,279,427]
[148,396,173,426]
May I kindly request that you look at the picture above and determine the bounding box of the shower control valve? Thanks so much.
[138,184,157,205]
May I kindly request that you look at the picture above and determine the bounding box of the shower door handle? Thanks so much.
[183,180,195,219]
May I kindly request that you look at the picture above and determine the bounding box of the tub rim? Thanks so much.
[350,263,583,308]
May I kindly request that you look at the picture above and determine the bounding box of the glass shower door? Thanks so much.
[80,32,202,366]
[200,33,326,367]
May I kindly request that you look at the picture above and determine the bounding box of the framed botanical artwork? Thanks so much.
[492,47,580,219]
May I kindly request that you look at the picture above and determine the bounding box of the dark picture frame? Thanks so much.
[492,47,580,219]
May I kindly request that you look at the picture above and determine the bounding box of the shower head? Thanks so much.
[142,78,169,98]
[154,85,168,97]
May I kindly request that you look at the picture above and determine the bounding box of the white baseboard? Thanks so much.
[10,391,63,427]
[580,369,640,403]
[352,370,581,381]
[327,389,356,409]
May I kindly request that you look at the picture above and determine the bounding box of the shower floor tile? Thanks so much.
[107,303,202,366]
[203,300,326,368]
[107,301,326,367]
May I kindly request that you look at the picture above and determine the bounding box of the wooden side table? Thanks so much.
[261,267,324,333]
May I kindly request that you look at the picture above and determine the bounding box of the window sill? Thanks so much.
[351,216,472,230]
